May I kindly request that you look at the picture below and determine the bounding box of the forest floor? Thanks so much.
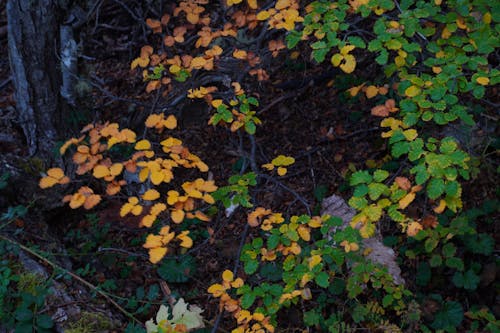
[0,2,498,332]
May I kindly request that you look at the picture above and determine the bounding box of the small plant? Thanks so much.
[145,298,204,333]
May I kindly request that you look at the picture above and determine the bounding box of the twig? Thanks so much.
[0,234,143,326]
[0,77,11,90]
[259,174,312,215]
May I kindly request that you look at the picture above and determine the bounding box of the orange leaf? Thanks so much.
[84,194,101,209]
[146,18,162,33]
[171,209,185,223]
[407,221,423,237]
[142,189,160,201]
[233,49,248,59]
[164,115,177,129]
[399,192,415,209]
[148,247,168,264]
[395,177,411,190]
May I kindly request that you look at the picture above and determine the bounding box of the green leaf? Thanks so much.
[286,30,303,48]
[241,293,256,309]
[157,255,197,283]
[441,243,456,257]
[304,310,321,326]
[15,308,33,322]
[259,263,282,282]
[392,141,410,158]
[462,233,494,255]
[315,271,330,288]
[368,183,387,201]
[36,314,54,329]
[427,178,445,199]
[350,170,372,185]
[382,294,394,308]
[353,184,369,197]
[373,169,389,182]
[431,301,463,330]
[452,270,480,290]
[429,254,442,267]
[440,137,458,154]
[347,36,366,48]
[349,196,368,210]
[445,257,464,271]
[416,262,431,286]
[244,260,259,274]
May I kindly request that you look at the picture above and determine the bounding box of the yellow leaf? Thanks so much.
[110,163,123,176]
[39,176,58,189]
[476,77,489,86]
[347,83,365,97]
[277,167,287,176]
[171,209,185,223]
[233,49,247,59]
[47,168,64,179]
[256,10,271,20]
[340,45,355,55]
[222,270,234,282]
[164,115,177,129]
[433,199,447,214]
[407,221,423,237]
[93,165,110,178]
[365,85,378,99]
[69,193,86,209]
[151,171,164,185]
[141,215,156,228]
[432,66,442,74]
[143,234,163,248]
[132,205,143,216]
[308,254,322,269]
[331,53,343,67]
[194,211,211,222]
[151,203,167,215]
[177,231,193,248]
[83,194,101,209]
[142,189,160,201]
[145,114,162,128]
[203,193,215,204]
[231,277,244,288]
[262,163,274,171]
[483,12,492,24]
[399,192,416,209]
[275,0,291,10]
[135,139,151,150]
[207,283,225,297]
[247,0,257,9]
[297,225,310,241]
[211,99,223,108]
[403,129,418,141]
[339,54,356,73]
[190,57,206,69]
[404,85,420,97]
[148,247,167,264]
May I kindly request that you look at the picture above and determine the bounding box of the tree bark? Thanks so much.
[7,0,63,161]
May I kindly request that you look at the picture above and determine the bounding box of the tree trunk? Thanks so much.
[7,0,63,162]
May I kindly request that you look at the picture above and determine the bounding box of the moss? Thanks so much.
[65,311,115,333]
[17,272,44,295]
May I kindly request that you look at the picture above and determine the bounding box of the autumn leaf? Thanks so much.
[142,189,160,201]
[404,85,420,97]
[365,85,378,98]
[149,247,168,264]
[39,168,70,188]
[135,139,151,150]
[407,221,423,237]
[476,77,489,85]
[399,192,416,209]
[395,177,411,190]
